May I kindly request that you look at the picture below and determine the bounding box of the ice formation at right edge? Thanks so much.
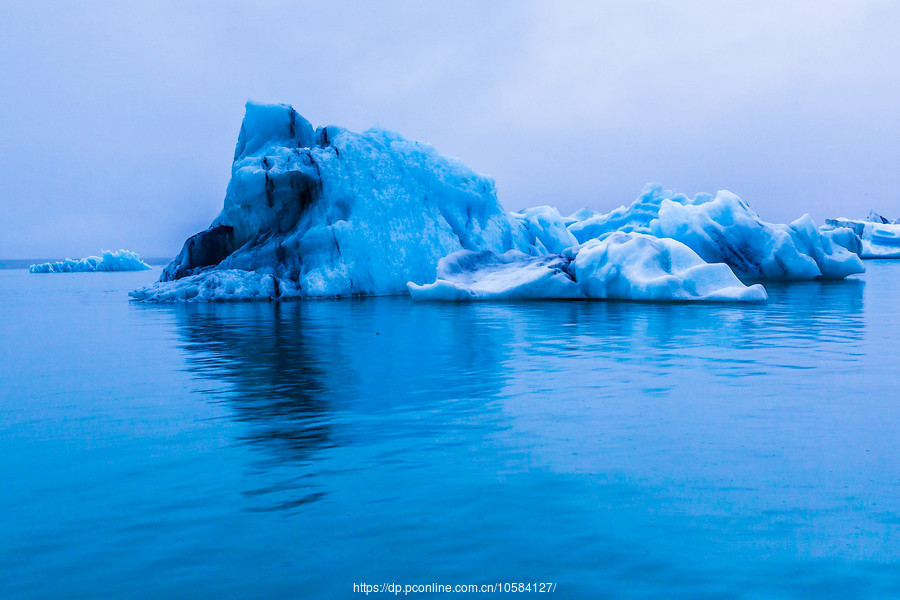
[821,210,900,259]
[567,184,864,280]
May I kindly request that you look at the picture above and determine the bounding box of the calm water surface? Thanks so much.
[1,263,899,598]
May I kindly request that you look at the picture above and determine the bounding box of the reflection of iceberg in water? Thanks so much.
[484,279,879,562]
[132,276,900,589]
[486,277,866,412]
[176,303,333,459]
[156,279,866,516]
[461,278,865,383]
[165,278,865,463]
[164,299,515,510]
[569,277,868,357]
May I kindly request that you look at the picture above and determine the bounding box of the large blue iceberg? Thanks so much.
[131,103,863,303]
[132,102,536,301]
[31,250,151,273]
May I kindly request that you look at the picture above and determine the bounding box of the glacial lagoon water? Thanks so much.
[1,263,899,598]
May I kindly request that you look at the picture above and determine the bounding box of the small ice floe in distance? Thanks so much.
[30,250,151,273]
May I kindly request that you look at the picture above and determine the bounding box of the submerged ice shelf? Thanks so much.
[31,250,151,273]
[131,102,864,303]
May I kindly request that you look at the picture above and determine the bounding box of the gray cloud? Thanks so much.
[1,0,898,257]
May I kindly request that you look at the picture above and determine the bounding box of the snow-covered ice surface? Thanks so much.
[409,233,766,302]
[30,250,151,273]
[822,215,900,259]
[568,184,864,280]
[511,206,578,254]
[134,103,864,303]
[408,250,582,301]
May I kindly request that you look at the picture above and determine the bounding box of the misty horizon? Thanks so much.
[2,1,899,259]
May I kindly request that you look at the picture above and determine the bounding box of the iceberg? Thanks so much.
[30,250,151,273]
[568,184,864,280]
[134,103,864,303]
[822,216,900,259]
[132,102,536,302]
[408,233,767,302]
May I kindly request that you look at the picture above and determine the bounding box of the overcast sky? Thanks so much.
[1,0,899,258]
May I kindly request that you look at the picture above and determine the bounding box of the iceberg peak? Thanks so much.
[233,102,316,160]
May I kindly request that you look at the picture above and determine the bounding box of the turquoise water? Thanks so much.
[1,264,899,598]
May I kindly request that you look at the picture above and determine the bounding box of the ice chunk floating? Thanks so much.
[821,215,900,259]
[133,103,862,303]
[408,233,766,302]
[568,184,864,280]
[31,250,151,273]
